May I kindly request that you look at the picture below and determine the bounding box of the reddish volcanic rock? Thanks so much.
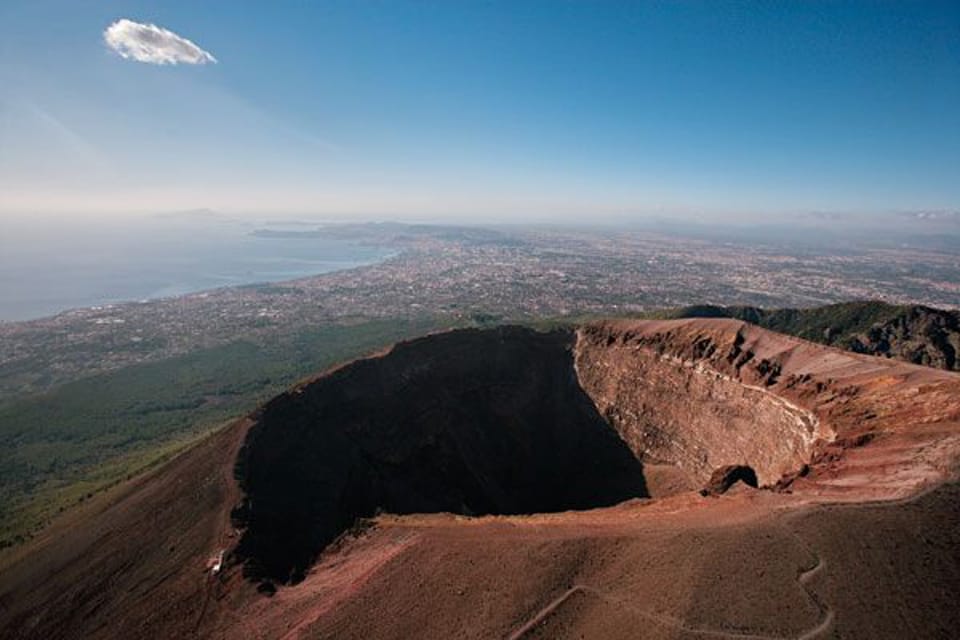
[1,318,959,640]
[576,318,960,501]
[700,465,759,496]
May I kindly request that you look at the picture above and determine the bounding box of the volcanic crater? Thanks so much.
[231,322,835,585]
[4,317,960,640]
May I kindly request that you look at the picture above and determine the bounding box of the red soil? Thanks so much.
[1,319,958,639]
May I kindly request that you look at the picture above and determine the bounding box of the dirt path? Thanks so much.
[788,526,834,640]
[508,522,835,640]
[506,586,585,640]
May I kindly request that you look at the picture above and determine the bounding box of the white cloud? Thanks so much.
[104,19,217,65]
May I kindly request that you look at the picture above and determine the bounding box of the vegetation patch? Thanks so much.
[0,317,454,548]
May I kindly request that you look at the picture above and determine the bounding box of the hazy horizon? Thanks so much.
[3,210,958,323]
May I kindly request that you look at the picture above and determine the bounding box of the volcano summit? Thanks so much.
[2,319,959,639]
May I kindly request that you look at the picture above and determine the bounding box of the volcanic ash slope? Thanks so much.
[1,319,959,640]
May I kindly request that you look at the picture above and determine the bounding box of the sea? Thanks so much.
[0,214,393,322]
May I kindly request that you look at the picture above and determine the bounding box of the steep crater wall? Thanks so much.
[575,323,827,486]
[231,327,647,585]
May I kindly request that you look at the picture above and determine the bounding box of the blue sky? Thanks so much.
[1,1,958,222]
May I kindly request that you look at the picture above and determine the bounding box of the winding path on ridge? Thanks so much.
[508,521,834,640]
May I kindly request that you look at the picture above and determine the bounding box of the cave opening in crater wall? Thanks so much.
[231,325,822,586]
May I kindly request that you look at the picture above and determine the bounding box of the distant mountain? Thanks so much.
[670,300,960,371]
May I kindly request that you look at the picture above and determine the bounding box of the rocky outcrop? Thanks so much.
[847,306,960,370]
[700,465,759,496]
[675,301,960,371]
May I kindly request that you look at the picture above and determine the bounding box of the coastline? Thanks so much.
[0,244,399,325]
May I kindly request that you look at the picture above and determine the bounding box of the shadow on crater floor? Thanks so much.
[231,327,648,585]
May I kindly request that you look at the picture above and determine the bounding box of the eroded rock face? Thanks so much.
[575,323,829,486]
[232,327,647,584]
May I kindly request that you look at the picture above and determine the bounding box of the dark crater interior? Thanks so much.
[231,327,648,585]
